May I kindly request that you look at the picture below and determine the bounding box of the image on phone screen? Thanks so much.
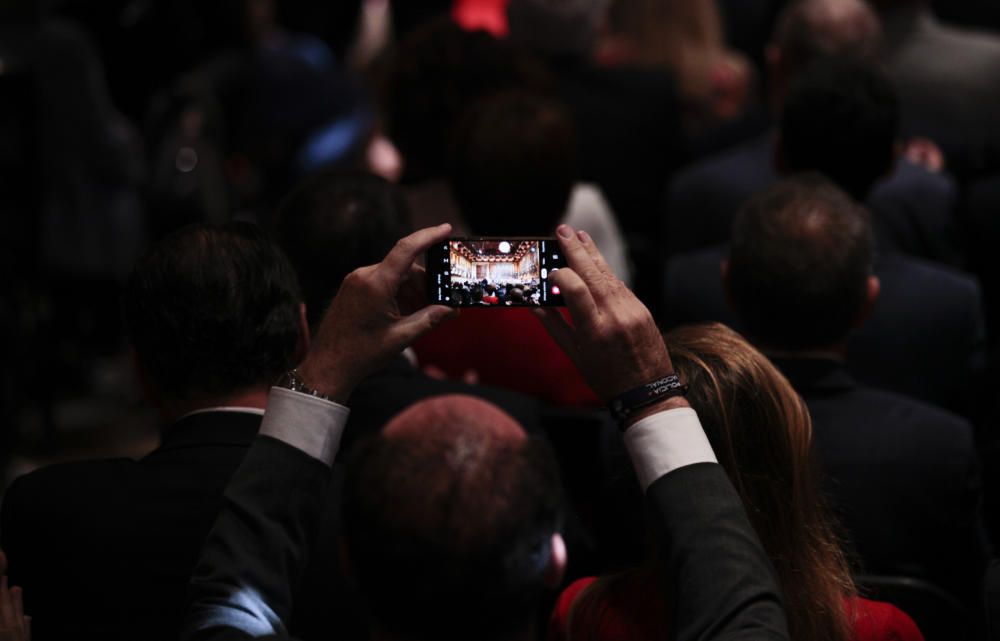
[426,238,566,307]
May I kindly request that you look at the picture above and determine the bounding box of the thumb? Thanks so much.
[391,305,458,347]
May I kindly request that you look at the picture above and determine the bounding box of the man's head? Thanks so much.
[767,0,882,102]
[449,90,577,236]
[123,223,303,413]
[776,56,899,201]
[724,173,879,352]
[343,395,566,641]
[274,171,411,329]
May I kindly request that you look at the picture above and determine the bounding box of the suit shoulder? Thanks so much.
[853,385,973,440]
[2,458,134,523]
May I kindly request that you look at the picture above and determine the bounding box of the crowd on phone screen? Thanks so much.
[451,280,542,305]
[6,0,1000,640]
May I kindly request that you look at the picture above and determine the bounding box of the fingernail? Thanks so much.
[577,230,591,244]
[557,225,573,239]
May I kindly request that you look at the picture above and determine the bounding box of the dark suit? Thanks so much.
[0,410,264,641]
[662,134,963,266]
[184,435,789,641]
[663,246,987,417]
[772,357,989,606]
[1,364,542,641]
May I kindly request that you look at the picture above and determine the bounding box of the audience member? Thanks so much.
[664,58,986,416]
[551,322,923,641]
[182,222,790,641]
[1,223,306,641]
[663,0,963,267]
[872,0,1000,172]
[595,0,753,129]
[506,0,683,243]
[724,176,989,608]
[415,91,619,406]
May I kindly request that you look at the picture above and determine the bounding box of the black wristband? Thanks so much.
[609,374,688,428]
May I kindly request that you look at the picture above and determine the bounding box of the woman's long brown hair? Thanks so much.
[569,323,856,641]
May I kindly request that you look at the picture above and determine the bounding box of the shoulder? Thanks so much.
[848,596,925,641]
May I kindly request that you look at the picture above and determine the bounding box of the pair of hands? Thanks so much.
[298,222,682,420]
[0,551,29,641]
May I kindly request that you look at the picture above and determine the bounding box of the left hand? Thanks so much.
[298,224,459,402]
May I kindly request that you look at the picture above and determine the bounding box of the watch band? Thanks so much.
[275,368,336,403]
[609,373,688,429]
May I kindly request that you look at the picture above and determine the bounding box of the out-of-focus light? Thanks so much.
[499,241,511,254]
[176,147,198,173]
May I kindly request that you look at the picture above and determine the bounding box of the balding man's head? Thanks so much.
[725,174,878,351]
[343,395,565,641]
[769,0,881,101]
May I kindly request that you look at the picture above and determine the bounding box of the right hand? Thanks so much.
[535,225,682,411]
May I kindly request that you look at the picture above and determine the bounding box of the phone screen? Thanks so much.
[426,238,567,307]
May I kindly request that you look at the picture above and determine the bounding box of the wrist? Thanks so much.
[622,396,691,430]
[294,359,355,404]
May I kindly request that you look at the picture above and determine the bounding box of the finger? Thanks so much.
[9,588,21,627]
[555,225,612,304]
[24,616,30,641]
[533,308,581,366]
[398,264,430,315]
[575,229,618,282]
[0,549,7,576]
[0,577,11,623]
[551,268,600,328]
[389,305,459,348]
[380,224,451,288]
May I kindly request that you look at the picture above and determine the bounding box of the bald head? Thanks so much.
[770,0,881,97]
[726,173,875,351]
[343,396,563,641]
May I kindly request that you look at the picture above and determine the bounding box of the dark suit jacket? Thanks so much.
[0,366,542,641]
[662,134,963,266]
[0,410,264,641]
[773,357,990,606]
[663,246,987,417]
[184,435,789,641]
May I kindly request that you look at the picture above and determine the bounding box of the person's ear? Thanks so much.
[295,302,311,362]
[543,533,568,589]
[854,275,881,329]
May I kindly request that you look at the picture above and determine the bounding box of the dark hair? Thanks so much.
[343,429,564,640]
[728,173,874,350]
[123,222,302,403]
[779,56,898,200]
[771,0,881,75]
[274,171,411,328]
[383,17,551,183]
[450,90,577,236]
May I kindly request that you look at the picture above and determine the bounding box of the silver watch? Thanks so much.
[275,368,336,402]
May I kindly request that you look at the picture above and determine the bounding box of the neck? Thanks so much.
[161,387,270,424]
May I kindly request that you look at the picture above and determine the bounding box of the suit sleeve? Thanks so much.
[181,389,348,641]
[625,409,789,641]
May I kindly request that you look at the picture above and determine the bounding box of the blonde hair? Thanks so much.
[569,323,856,641]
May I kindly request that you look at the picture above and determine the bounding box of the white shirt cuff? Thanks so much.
[259,387,350,465]
[624,407,718,491]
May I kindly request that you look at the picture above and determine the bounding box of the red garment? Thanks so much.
[549,577,925,641]
[482,295,500,305]
[412,308,600,406]
[452,0,509,36]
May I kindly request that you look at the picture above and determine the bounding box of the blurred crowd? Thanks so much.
[5,0,1000,640]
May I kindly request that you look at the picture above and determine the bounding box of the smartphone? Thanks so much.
[426,237,567,307]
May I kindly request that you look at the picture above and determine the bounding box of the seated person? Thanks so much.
[663,0,962,267]
[664,59,986,417]
[725,176,989,609]
[1,223,307,641]
[550,322,924,641]
[414,92,611,405]
[183,223,790,641]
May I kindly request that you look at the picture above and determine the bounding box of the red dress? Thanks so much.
[412,308,600,406]
[549,577,925,641]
